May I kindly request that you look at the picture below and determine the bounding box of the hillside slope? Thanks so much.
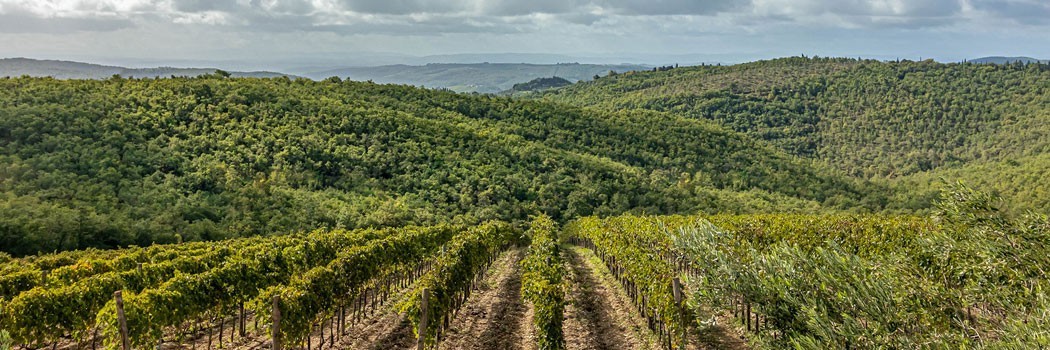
[892,153,1050,215]
[0,75,880,255]
[540,57,1050,180]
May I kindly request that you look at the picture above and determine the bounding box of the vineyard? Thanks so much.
[0,223,517,350]
[1,186,1048,350]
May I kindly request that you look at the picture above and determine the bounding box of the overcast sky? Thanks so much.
[0,0,1048,69]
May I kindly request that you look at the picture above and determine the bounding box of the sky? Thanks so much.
[0,0,1048,70]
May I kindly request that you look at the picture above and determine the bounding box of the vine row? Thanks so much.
[400,221,516,349]
[521,215,565,350]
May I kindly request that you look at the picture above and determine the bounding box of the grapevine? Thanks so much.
[521,215,565,350]
[400,221,516,349]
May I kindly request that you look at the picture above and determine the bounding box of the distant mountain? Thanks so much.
[276,52,710,69]
[304,62,650,93]
[419,53,579,65]
[0,57,294,79]
[970,56,1048,64]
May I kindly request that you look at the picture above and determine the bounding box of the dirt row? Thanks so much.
[436,248,531,350]
[562,246,655,350]
[566,246,749,350]
[333,247,534,350]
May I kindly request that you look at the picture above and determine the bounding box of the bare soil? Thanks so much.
[562,246,655,350]
[696,313,749,350]
[566,246,748,350]
[333,294,418,350]
[436,248,530,350]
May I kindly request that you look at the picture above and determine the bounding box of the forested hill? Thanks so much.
[507,76,573,93]
[537,57,1050,212]
[541,57,1050,179]
[0,75,887,255]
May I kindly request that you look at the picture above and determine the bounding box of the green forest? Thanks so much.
[1,57,1048,256]
[0,72,873,255]
[539,57,1050,215]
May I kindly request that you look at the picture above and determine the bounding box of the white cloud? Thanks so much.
[0,0,1037,34]
[0,0,1046,65]
[171,10,234,25]
[968,0,1050,24]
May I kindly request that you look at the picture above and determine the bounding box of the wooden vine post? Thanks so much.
[272,295,282,350]
[417,288,430,350]
[113,290,130,350]
[673,277,685,350]
[240,302,247,337]
[745,302,752,332]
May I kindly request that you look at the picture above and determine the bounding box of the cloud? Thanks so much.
[479,0,583,16]
[335,0,472,15]
[969,0,1050,25]
[0,5,134,33]
[748,0,965,28]
[0,13,133,33]
[171,0,242,13]
[599,0,747,16]
[0,0,1045,41]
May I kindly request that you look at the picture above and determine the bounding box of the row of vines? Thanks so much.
[399,221,516,349]
[565,184,1050,348]
[0,222,522,350]
[564,215,687,349]
[520,215,565,350]
[0,240,235,300]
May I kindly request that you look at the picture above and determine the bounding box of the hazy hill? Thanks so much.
[970,56,1048,64]
[0,75,886,254]
[0,57,293,79]
[303,63,649,93]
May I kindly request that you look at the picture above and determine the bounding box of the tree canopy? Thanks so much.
[0,75,884,255]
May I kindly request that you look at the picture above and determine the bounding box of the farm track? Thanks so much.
[562,246,655,350]
[436,248,530,350]
[565,245,749,350]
